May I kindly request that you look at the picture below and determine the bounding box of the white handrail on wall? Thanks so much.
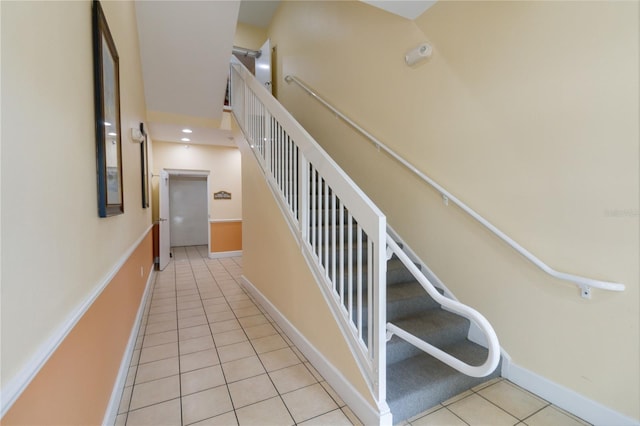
[386,238,500,377]
[284,75,625,299]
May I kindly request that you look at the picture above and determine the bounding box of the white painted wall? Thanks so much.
[169,176,208,247]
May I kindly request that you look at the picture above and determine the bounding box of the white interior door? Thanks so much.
[256,39,272,93]
[159,169,170,270]
[169,176,208,247]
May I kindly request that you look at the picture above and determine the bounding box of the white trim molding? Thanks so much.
[0,225,154,418]
[505,363,639,426]
[240,276,392,426]
[164,168,210,177]
[209,218,242,223]
[103,263,156,425]
[208,250,243,259]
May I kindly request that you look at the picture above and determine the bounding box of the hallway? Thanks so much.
[115,247,591,426]
[115,247,360,425]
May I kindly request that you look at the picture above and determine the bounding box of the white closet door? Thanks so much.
[169,176,208,247]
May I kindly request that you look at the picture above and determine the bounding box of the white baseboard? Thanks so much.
[103,264,156,425]
[0,225,153,418]
[505,363,639,426]
[240,276,392,426]
[208,250,243,259]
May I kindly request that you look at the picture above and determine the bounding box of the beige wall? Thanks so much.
[238,128,376,408]
[151,141,242,221]
[269,0,639,420]
[234,22,268,51]
[1,0,152,417]
[3,233,153,425]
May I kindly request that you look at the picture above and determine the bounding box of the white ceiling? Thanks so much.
[149,121,236,148]
[135,0,436,147]
[362,0,437,20]
[135,1,239,120]
[238,1,281,28]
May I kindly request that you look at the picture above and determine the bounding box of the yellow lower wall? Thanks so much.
[2,232,153,425]
[210,220,242,253]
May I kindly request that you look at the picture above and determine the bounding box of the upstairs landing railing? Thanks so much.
[230,58,389,414]
[284,75,625,299]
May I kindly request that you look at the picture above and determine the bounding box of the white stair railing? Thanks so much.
[386,238,501,377]
[230,58,389,410]
[284,74,625,299]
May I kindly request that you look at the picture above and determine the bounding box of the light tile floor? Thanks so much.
[115,246,591,426]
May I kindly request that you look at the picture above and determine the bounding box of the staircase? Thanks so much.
[308,181,501,423]
[382,255,500,422]
[229,58,501,425]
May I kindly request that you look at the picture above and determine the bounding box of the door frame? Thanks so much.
[160,168,211,268]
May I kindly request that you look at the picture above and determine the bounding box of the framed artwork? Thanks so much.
[140,123,150,209]
[93,0,124,217]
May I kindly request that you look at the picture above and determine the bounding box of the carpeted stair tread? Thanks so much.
[385,309,471,364]
[358,281,441,334]
[387,258,417,285]
[391,309,470,343]
[386,282,442,322]
[387,340,500,423]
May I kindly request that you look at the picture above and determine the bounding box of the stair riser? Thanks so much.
[387,347,502,423]
[386,328,468,365]
[356,294,441,331]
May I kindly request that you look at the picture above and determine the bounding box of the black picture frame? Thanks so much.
[93,0,124,217]
[140,123,150,209]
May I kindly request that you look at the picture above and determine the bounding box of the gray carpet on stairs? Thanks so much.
[383,254,501,424]
[310,195,501,423]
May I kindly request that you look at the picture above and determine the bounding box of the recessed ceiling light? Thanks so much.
[108,132,117,136]
[181,137,190,142]
[182,128,192,134]
[104,122,112,127]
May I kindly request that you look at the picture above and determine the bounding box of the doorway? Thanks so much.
[169,175,208,247]
[159,169,210,270]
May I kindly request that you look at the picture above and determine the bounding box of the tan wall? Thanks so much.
[151,140,242,223]
[2,233,153,425]
[210,221,242,253]
[1,0,152,415]
[238,131,376,408]
[234,22,268,50]
[269,0,639,420]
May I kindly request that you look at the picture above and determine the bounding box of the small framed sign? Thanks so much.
[214,191,232,200]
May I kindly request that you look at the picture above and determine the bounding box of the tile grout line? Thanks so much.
[196,254,241,425]
[178,251,216,425]
[123,271,158,422]
[217,257,348,426]
[123,249,354,426]
[204,256,253,424]
[125,267,176,422]
[472,382,549,424]
[205,256,303,425]
[172,259,186,426]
